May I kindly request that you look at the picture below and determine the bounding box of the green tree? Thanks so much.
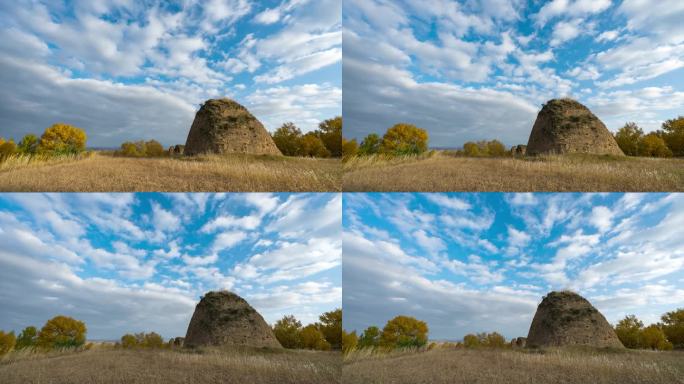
[661,308,684,349]
[380,315,428,348]
[17,134,39,155]
[463,142,479,157]
[661,116,684,156]
[272,122,303,156]
[300,324,331,350]
[358,326,381,348]
[273,315,302,349]
[638,133,672,157]
[342,138,358,158]
[639,325,673,350]
[486,140,506,157]
[0,330,16,356]
[381,124,428,155]
[144,140,165,157]
[615,315,643,349]
[463,333,480,348]
[319,308,342,350]
[38,315,87,349]
[316,116,342,157]
[342,330,358,353]
[39,123,87,154]
[15,326,38,350]
[358,133,381,155]
[141,332,164,348]
[614,122,643,156]
[300,132,331,157]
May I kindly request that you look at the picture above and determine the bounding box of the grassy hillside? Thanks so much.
[343,152,684,191]
[0,152,341,191]
[0,346,341,384]
[343,347,684,384]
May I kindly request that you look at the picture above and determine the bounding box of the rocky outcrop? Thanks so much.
[526,291,624,349]
[510,144,527,157]
[184,98,281,156]
[526,98,624,156]
[184,291,282,349]
[510,337,526,348]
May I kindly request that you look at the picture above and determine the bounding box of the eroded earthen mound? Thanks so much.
[184,98,282,156]
[184,291,282,349]
[526,98,624,156]
[526,291,624,349]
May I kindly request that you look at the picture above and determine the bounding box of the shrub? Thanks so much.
[342,330,358,353]
[614,122,643,156]
[358,326,381,348]
[272,122,303,156]
[319,309,342,349]
[486,140,507,157]
[481,332,506,348]
[0,140,17,157]
[380,315,428,348]
[0,330,16,356]
[381,123,428,155]
[144,140,165,157]
[17,134,39,154]
[639,325,673,350]
[358,133,381,155]
[15,326,38,350]
[121,334,137,348]
[300,325,331,351]
[39,123,87,154]
[273,315,302,349]
[120,332,164,348]
[342,138,358,158]
[638,133,672,157]
[615,315,643,349]
[463,334,479,348]
[300,133,331,157]
[38,315,87,349]
[463,142,479,156]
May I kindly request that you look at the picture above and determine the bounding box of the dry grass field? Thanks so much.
[0,152,341,191]
[0,346,341,384]
[342,152,684,191]
[342,347,684,384]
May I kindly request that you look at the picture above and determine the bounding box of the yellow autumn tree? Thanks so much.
[300,324,331,350]
[381,123,428,155]
[38,315,87,349]
[342,330,358,353]
[0,330,16,356]
[380,315,428,348]
[39,123,87,154]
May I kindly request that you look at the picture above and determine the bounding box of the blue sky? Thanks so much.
[344,193,684,340]
[343,0,684,147]
[0,193,341,340]
[0,0,341,147]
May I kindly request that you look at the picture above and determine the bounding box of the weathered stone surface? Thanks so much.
[526,98,624,156]
[184,98,281,156]
[526,291,624,349]
[184,291,282,349]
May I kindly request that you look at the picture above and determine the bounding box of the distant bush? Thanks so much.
[614,312,680,350]
[38,315,87,349]
[300,133,331,158]
[342,138,358,158]
[273,309,342,351]
[39,123,87,154]
[640,325,673,350]
[120,332,165,349]
[614,122,643,156]
[358,133,381,155]
[463,333,480,348]
[638,133,672,157]
[15,326,38,350]
[316,116,342,157]
[0,330,16,356]
[661,308,684,349]
[272,122,303,156]
[115,140,167,157]
[358,326,381,348]
[461,140,509,157]
[271,117,341,158]
[0,139,17,158]
[273,315,303,349]
[615,315,642,349]
[18,134,39,154]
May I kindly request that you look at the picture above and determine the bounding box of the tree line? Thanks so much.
[614,309,684,351]
[0,123,87,159]
[613,117,684,157]
[0,315,88,356]
[342,123,429,158]
[272,308,341,351]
